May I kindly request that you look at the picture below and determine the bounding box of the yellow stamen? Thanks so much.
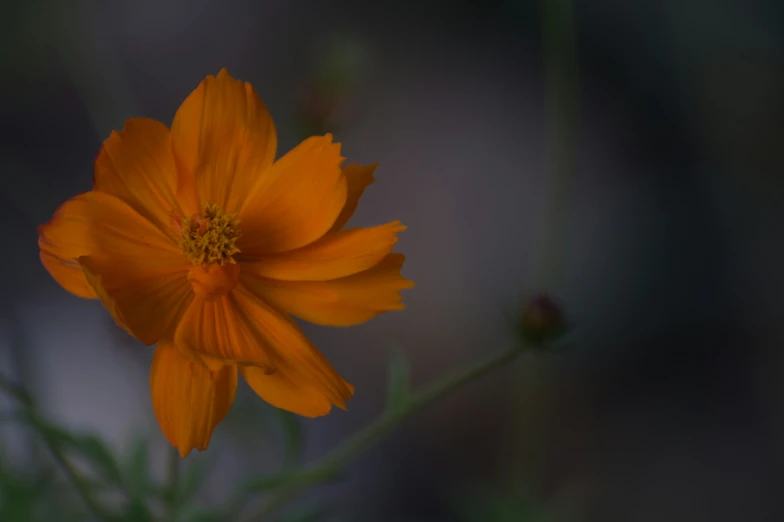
[178,204,241,266]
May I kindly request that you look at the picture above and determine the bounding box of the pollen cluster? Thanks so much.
[178,204,240,266]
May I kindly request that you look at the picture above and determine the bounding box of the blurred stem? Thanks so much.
[507,0,580,496]
[241,343,527,521]
[5,314,38,465]
[0,372,114,521]
[537,0,580,290]
[165,445,180,520]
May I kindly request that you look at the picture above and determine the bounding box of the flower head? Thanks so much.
[38,69,412,457]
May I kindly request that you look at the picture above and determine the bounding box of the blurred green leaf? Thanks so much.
[125,436,150,500]
[36,419,80,449]
[73,435,123,485]
[38,419,127,490]
[386,347,411,414]
[453,488,540,522]
[0,477,36,521]
[223,394,276,449]
[0,410,28,424]
[244,467,342,494]
[181,509,222,522]
[314,35,370,95]
[278,504,325,522]
[38,422,124,485]
[124,497,154,522]
[0,469,61,522]
[244,473,294,493]
[275,409,304,469]
[176,455,212,507]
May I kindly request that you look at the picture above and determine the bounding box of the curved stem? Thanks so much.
[165,445,181,520]
[243,344,525,521]
[0,373,115,521]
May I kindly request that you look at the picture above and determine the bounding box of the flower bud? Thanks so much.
[520,294,566,347]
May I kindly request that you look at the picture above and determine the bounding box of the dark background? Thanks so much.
[2,1,784,520]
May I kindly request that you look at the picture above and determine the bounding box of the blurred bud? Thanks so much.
[297,88,341,135]
[297,34,371,136]
[520,293,566,347]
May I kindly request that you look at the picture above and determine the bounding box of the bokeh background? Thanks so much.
[2,0,784,520]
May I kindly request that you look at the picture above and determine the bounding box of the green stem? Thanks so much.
[0,373,115,521]
[537,0,580,290]
[242,344,526,521]
[506,0,580,493]
[6,314,38,466]
[165,445,181,520]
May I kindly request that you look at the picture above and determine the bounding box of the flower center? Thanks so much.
[177,204,240,266]
[174,204,242,300]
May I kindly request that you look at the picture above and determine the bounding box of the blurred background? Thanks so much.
[2,0,784,520]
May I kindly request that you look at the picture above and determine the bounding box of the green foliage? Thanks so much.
[123,498,154,522]
[386,346,411,415]
[453,487,542,522]
[180,510,222,522]
[21,414,122,486]
[244,467,341,495]
[1,280,540,522]
[0,328,536,522]
[35,417,80,447]
[222,393,276,449]
[73,435,124,485]
[278,504,327,522]
[275,409,304,470]
[244,472,296,493]
[174,455,213,509]
[125,436,150,501]
[0,462,79,522]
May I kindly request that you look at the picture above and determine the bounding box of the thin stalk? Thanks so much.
[243,344,526,521]
[537,0,580,290]
[165,445,181,521]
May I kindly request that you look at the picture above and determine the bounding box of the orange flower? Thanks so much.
[38,69,412,457]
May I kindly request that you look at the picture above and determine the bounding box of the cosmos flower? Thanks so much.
[38,69,412,457]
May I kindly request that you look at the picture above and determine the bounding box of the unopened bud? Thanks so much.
[520,293,566,347]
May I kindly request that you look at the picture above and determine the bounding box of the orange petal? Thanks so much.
[232,285,353,407]
[329,163,377,233]
[93,118,182,235]
[241,363,353,418]
[241,221,405,281]
[173,294,277,371]
[39,250,96,299]
[242,254,414,327]
[236,134,347,255]
[174,285,352,407]
[80,255,193,345]
[150,338,237,457]
[170,69,277,215]
[38,191,181,299]
[188,264,241,301]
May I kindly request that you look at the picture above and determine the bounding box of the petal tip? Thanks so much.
[366,164,379,182]
[36,223,50,241]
